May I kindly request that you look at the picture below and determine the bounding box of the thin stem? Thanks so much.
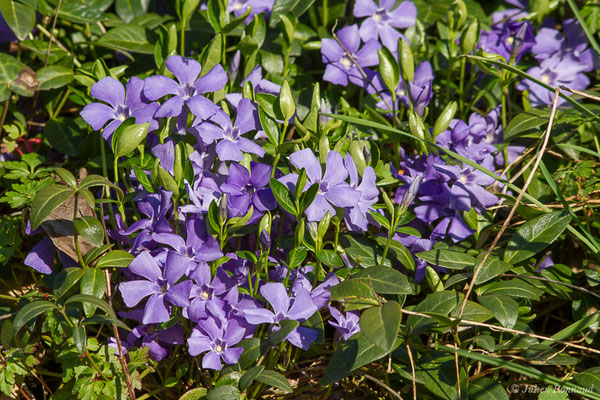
[0,98,9,139]
[72,193,87,269]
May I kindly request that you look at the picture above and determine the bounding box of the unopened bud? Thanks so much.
[400,174,423,209]
[307,221,319,242]
[510,23,528,64]
[219,194,228,222]
[461,19,479,55]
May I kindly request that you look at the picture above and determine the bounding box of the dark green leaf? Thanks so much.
[316,249,344,267]
[353,266,412,294]
[256,370,293,393]
[0,53,22,101]
[30,184,75,229]
[80,269,106,317]
[269,0,315,27]
[95,250,134,269]
[287,246,307,269]
[54,267,85,298]
[239,365,264,391]
[478,278,545,300]
[36,65,73,90]
[504,109,549,139]
[65,294,116,321]
[13,301,59,334]
[73,216,104,248]
[340,234,388,268]
[205,385,240,400]
[198,34,223,77]
[270,178,296,215]
[478,294,518,329]
[0,0,35,40]
[504,211,571,265]
[238,338,268,370]
[417,249,475,270]
[97,25,154,54]
[360,300,401,352]
[44,118,83,156]
[329,280,379,311]
[474,254,513,285]
[574,367,600,393]
[268,319,299,345]
[113,122,149,157]
[258,108,279,146]
[178,388,208,400]
[72,326,86,355]
[406,291,461,334]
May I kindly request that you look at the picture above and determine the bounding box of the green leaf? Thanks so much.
[73,216,104,248]
[479,278,545,300]
[0,0,35,40]
[504,211,571,265]
[44,118,83,157]
[329,280,379,311]
[360,300,401,352]
[36,65,74,90]
[353,266,412,294]
[97,25,154,54]
[79,174,124,200]
[238,338,268,369]
[113,122,149,157]
[417,249,475,270]
[30,184,75,230]
[286,246,307,269]
[340,234,388,268]
[206,385,240,400]
[95,250,134,269]
[369,210,391,230]
[115,0,148,23]
[0,53,22,101]
[239,365,264,391]
[574,367,600,393]
[57,1,106,24]
[270,178,296,215]
[268,319,299,345]
[72,326,86,355]
[279,80,295,121]
[198,33,223,77]
[256,370,293,393]
[316,249,343,267]
[320,332,400,385]
[80,269,107,317]
[504,109,549,139]
[54,267,85,298]
[478,294,518,329]
[473,254,513,285]
[258,108,279,146]
[377,46,400,96]
[13,301,59,335]
[269,0,315,27]
[406,291,461,334]
[55,167,77,188]
[178,388,208,400]
[65,294,116,322]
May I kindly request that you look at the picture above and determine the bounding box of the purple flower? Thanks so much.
[187,316,245,370]
[517,53,590,106]
[118,251,192,324]
[321,24,381,87]
[281,149,357,221]
[353,0,417,52]
[407,61,434,117]
[226,65,281,109]
[220,162,276,222]
[187,265,236,321]
[434,164,498,213]
[478,20,534,64]
[291,270,340,309]
[80,76,159,141]
[24,237,56,274]
[244,282,318,350]
[343,154,378,232]
[227,0,274,21]
[194,98,264,162]
[143,55,226,118]
[123,190,173,250]
[328,306,360,340]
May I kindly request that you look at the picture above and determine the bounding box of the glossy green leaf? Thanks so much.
[13,301,59,334]
[473,254,513,285]
[378,46,400,96]
[329,280,379,311]
[255,370,293,393]
[504,211,571,265]
[30,184,75,229]
[316,249,344,267]
[73,216,104,248]
[0,0,35,41]
[113,122,149,158]
[80,268,107,317]
[239,365,264,391]
[65,294,116,322]
[353,266,412,294]
[478,294,518,329]
[72,326,86,355]
[0,53,22,101]
[97,25,154,54]
[37,65,74,90]
[279,80,295,121]
[268,319,299,345]
[54,268,86,298]
[417,249,475,270]
[270,178,296,216]
[205,385,240,400]
[95,250,134,269]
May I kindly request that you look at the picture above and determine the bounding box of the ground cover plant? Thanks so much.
[1,0,600,399]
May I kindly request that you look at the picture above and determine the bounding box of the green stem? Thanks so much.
[322,0,328,28]
[52,88,71,119]
[72,194,87,268]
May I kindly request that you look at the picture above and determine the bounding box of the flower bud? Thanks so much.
[432,101,457,138]
[259,230,272,250]
[400,174,423,209]
[461,19,479,55]
[307,221,319,242]
[398,39,414,83]
[295,218,305,244]
[348,141,367,175]
[509,23,528,64]
[448,0,467,30]
[219,193,228,222]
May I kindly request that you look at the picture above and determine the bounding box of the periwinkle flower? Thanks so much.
[187,316,245,370]
[143,55,226,118]
[226,65,281,109]
[478,20,534,64]
[220,162,276,222]
[80,76,159,141]
[187,264,236,321]
[244,282,318,350]
[343,154,378,232]
[434,164,498,213]
[119,251,193,324]
[328,306,360,340]
[194,98,264,162]
[353,0,417,52]
[227,0,274,21]
[123,190,173,250]
[281,149,357,221]
[407,61,434,117]
[321,24,381,87]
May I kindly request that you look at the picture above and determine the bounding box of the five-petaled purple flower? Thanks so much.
[187,316,245,370]
[221,162,276,222]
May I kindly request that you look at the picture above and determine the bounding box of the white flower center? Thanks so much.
[506,36,514,45]
[215,345,223,353]
[200,291,209,300]
[341,55,352,69]
[540,73,552,84]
